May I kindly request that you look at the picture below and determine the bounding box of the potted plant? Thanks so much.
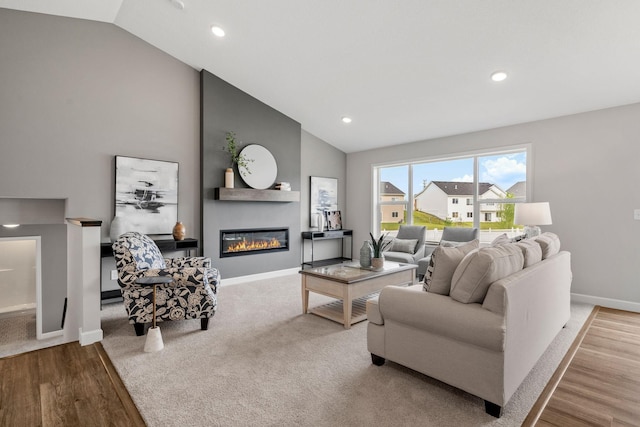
[369,232,391,270]
[223,131,253,187]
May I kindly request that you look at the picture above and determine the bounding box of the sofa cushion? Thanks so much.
[515,239,543,267]
[423,239,479,295]
[450,244,524,303]
[389,238,419,254]
[535,232,561,259]
[490,233,511,246]
[379,285,505,352]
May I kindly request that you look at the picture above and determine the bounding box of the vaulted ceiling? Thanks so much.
[2,0,640,153]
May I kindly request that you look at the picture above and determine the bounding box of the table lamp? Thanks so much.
[514,202,552,238]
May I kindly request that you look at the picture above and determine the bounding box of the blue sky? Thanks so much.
[380,152,526,195]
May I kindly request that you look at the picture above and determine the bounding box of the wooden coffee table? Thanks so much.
[300,261,417,329]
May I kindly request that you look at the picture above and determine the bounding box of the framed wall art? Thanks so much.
[310,176,338,228]
[114,156,178,235]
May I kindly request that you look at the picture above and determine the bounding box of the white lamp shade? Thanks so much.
[514,202,552,226]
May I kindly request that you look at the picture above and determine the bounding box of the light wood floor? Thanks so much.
[524,306,640,426]
[0,341,145,427]
[2,306,639,426]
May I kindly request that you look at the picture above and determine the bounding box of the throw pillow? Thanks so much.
[534,232,561,259]
[490,233,511,246]
[423,239,479,295]
[390,238,419,254]
[514,238,543,267]
[450,244,524,304]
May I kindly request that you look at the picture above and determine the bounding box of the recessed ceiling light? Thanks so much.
[211,25,226,38]
[2,224,20,228]
[491,71,508,82]
[341,116,352,124]
[170,0,185,10]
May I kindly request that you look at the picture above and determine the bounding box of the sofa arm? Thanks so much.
[366,295,384,325]
[119,267,217,291]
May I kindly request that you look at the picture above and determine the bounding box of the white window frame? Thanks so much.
[372,144,532,235]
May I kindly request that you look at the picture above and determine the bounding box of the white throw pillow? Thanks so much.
[515,239,543,267]
[450,244,524,304]
[534,232,561,259]
[423,239,479,295]
[390,238,419,254]
[490,233,511,246]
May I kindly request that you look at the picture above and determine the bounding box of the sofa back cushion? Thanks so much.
[534,232,561,259]
[515,239,543,267]
[423,239,479,295]
[450,244,524,303]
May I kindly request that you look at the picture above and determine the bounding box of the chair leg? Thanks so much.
[484,401,502,418]
[201,318,210,331]
[134,323,145,336]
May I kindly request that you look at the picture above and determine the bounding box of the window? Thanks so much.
[375,146,528,243]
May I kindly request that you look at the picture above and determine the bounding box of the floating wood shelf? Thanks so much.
[214,187,300,202]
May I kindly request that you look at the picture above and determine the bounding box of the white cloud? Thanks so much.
[481,156,526,188]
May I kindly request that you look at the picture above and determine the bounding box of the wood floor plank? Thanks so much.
[527,306,640,426]
[0,342,146,426]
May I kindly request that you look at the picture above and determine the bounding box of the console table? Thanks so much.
[301,229,353,268]
[100,237,199,302]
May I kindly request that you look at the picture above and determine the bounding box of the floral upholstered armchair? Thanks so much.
[112,231,219,336]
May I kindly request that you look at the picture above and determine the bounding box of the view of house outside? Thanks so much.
[377,149,527,243]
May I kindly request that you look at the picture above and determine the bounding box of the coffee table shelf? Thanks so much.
[300,261,417,329]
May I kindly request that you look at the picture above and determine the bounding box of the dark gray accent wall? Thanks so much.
[201,71,302,278]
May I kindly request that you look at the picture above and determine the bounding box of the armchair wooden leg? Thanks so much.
[134,323,145,336]
[371,353,386,366]
[201,318,210,331]
[484,401,502,418]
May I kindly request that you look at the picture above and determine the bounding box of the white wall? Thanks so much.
[0,240,36,313]
[347,103,640,309]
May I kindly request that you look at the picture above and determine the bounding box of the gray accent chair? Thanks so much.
[417,227,479,279]
[382,225,427,264]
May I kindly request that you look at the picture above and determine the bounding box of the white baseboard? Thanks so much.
[571,293,640,313]
[220,267,300,286]
[79,328,104,346]
[39,329,64,340]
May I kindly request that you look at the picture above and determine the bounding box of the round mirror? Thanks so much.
[238,144,277,190]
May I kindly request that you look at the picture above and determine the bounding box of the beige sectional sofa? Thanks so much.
[366,232,571,418]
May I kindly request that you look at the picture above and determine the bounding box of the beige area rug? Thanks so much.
[100,274,593,427]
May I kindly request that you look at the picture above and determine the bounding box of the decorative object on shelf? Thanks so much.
[317,211,325,231]
[172,221,185,241]
[275,182,291,191]
[514,202,552,238]
[223,131,253,178]
[224,168,234,188]
[325,210,342,230]
[114,155,178,235]
[238,144,277,190]
[359,240,373,268]
[310,176,338,228]
[369,232,391,270]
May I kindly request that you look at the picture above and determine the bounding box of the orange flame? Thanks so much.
[227,237,282,253]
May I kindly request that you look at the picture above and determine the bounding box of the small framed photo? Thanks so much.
[325,210,342,230]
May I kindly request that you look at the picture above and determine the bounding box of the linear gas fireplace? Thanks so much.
[220,227,289,258]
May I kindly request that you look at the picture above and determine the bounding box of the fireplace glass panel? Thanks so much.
[220,228,289,257]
